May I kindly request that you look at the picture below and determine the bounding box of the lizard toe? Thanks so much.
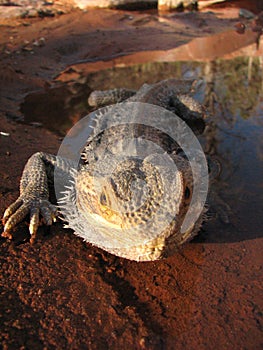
[29,207,40,237]
[2,198,23,224]
[40,201,57,226]
[3,202,31,233]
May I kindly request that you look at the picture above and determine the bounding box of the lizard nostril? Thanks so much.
[100,192,107,206]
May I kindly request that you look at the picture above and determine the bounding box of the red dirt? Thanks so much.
[0,5,262,350]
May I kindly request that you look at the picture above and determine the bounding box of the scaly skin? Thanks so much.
[88,88,136,106]
[2,78,207,260]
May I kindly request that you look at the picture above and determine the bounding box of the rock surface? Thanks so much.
[0,0,229,14]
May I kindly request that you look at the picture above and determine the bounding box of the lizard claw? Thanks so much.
[3,198,23,223]
[2,197,57,241]
[3,201,31,232]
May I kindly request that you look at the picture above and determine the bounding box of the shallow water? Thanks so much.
[21,57,263,244]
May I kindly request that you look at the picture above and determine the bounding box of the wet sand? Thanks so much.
[0,5,262,349]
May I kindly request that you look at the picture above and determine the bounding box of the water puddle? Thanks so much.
[21,27,262,135]
[21,52,263,245]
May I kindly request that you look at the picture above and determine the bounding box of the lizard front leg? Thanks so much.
[2,152,60,242]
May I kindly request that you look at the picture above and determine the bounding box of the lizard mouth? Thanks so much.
[98,204,124,227]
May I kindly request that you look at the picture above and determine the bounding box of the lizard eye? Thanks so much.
[184,187,190,199]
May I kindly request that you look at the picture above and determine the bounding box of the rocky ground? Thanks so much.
[0,1,262,349]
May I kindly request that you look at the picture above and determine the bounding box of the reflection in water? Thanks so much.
[21,57,263,243]
[197,58,262,243]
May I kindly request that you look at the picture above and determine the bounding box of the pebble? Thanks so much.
[22,46,34,52]
[235,22,246,34]
[33,37,46,47]
[0,131,10,137]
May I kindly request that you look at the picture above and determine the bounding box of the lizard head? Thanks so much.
[76,158,164,229]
